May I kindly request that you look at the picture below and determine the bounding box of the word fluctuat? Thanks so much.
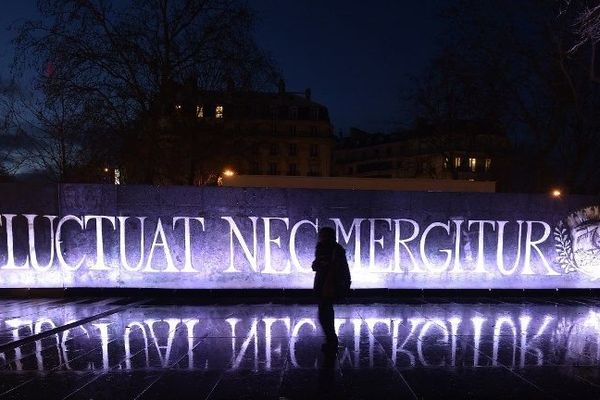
[0,214,558,276]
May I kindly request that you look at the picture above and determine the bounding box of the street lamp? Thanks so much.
[222,169,235,177]
[551,189,562,198]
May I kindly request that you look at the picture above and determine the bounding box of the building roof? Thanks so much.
[191,89,330,122]
[222,174,496,193]
[336,120,507,149]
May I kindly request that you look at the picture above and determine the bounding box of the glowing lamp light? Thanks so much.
[103,167,109,173]
[223,169,235,177]
[551,189,562,198]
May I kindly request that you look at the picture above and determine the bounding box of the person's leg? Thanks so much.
[326,301,338,345]
[318,299,337,347]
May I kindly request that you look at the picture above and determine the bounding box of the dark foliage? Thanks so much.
[12,0,280,183]
[409,0,600,194]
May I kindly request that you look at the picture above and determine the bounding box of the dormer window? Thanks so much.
[196,105,204,118]
[468,157,477,172]
[215,105,223,119]
[454,157,462,168]
[310,144,319,157]
[289,106,298,120]
[310,107,319,120]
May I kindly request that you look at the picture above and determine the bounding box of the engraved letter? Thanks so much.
[290,219,319,272]
[84,216,116,271]
[173,217,206,273]
[25,214,57,271]
[330,218,364,269]
[118,216,146,272]
[222,217,259,273]
[55,215,86,271]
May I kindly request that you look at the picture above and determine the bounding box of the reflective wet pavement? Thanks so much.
[1,297,600,399]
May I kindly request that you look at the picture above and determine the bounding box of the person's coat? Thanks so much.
[312,241,351,299]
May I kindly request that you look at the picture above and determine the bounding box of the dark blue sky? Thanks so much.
[0,2,39,83]
[1,1,446,134]
[253,1,446,133]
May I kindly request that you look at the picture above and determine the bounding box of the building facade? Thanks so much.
[333,122,511,186]
[120,81,334,186]
[186,83,334,180]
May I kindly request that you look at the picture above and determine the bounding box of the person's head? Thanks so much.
[318,227,336,243]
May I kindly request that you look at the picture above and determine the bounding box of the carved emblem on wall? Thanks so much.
[555,206,600,278]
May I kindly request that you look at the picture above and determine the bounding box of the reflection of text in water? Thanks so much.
[1,306,600,371]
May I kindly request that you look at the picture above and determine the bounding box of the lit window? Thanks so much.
[196,105,203,118]
[454,157,462,168]
[114,169,121,185]
[485,158,492,171]
[444,157,449,170]
[469,157,477,172]
[215,105,223,118]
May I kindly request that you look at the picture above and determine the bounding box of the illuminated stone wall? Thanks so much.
[0,183,598,289]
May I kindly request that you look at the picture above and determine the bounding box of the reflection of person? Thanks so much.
[312,227,351,352]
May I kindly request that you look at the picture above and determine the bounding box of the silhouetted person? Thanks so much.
[312,227,351,352]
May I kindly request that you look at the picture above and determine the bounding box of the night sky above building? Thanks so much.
[0,0,447,134]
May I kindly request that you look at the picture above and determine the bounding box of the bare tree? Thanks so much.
[12,0,279,183]
[559,1,600,84]
[409,0,600,194]
[564,2,600,52]
[9,83,108,182]
[0,76,23,181]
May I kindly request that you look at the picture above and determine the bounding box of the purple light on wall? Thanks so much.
[0,184,598,289]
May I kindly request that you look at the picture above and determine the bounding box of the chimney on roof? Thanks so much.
[278,78,286,94]
[305,88,311,101]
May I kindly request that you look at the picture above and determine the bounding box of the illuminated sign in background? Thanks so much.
[0,183,598,289]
